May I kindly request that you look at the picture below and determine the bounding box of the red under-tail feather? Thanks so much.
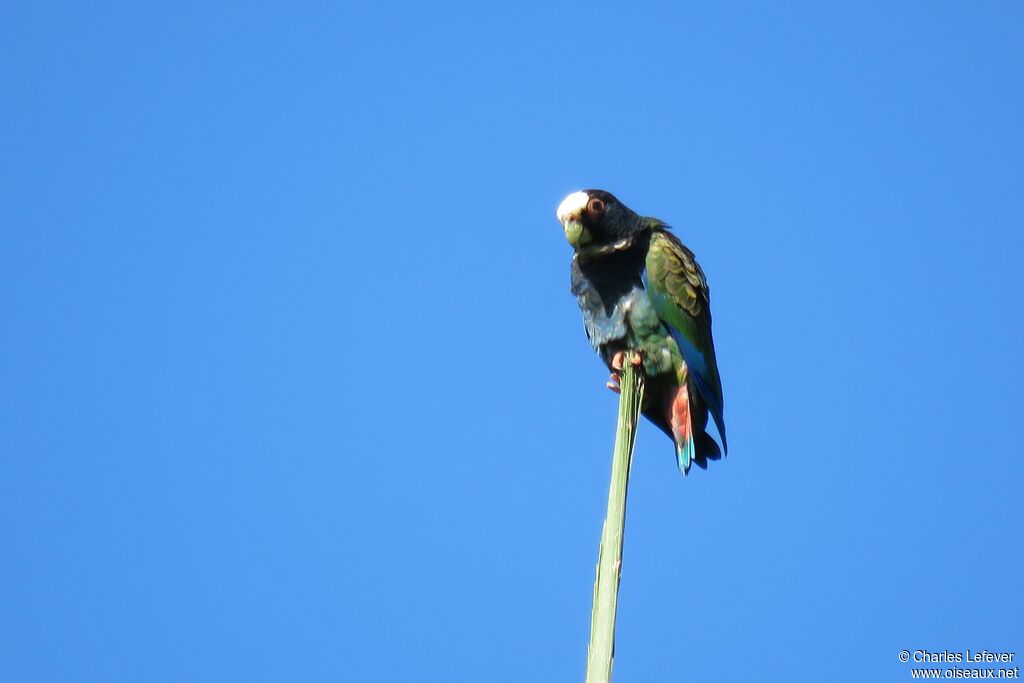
[668,384,695,474]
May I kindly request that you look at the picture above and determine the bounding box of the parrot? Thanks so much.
[556,189,728,474]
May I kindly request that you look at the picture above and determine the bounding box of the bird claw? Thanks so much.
[610,351,643,372]
[606,364,641,393]
[608,351,643,392]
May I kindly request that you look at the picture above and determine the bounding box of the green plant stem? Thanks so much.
[585,352,645,683]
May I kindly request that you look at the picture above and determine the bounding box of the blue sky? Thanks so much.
[2,2,1021,681]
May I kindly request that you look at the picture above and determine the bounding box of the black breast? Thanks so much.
[570,237,649,316]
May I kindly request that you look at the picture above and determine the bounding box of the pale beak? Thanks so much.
[562,216,591,248]
[556,191,593,249]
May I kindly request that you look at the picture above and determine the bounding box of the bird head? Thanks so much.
[556,190,645,253]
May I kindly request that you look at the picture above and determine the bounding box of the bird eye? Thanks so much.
[587,198,605,217]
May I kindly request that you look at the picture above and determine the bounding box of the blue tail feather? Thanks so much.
[675,438,694,476]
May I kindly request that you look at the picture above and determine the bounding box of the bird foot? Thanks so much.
[607,351,643,393]
[610,351,643,372]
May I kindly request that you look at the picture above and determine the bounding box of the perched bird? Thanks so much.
[557,190,728,474]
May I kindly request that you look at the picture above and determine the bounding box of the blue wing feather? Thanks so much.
[666,326,728,453]
[643,270,729,454]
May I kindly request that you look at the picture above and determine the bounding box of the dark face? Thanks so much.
[556,189,641,250]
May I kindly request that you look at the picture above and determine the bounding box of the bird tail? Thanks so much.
[669,381,724,475]
[669,385,695,475]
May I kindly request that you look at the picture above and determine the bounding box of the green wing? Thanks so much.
[644,228,728,452]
